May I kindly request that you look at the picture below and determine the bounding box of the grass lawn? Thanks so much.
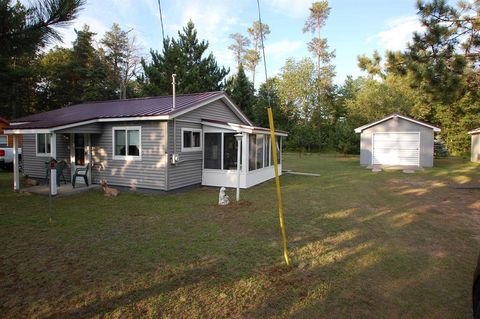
[1,153,480,318]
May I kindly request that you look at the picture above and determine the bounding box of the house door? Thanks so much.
[70,133,91,184]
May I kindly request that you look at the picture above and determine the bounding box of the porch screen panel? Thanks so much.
[271,136,281,164]
[256,134,264,169]
[204,133,221,169]
[114,130,126,156]
[249,134,256,171]
[223,133,238,170]
[265,135,270,166]
[127,130,140,156]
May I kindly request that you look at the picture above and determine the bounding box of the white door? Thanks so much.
[70,133,91,184]
[372,132,420,166]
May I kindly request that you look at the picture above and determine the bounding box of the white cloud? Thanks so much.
[369,16,423,51]
[264,0,313,18]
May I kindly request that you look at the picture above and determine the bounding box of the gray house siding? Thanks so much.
[91,121,168,190]
[359,117,435,167]
[166,100,247,190]
[176,99,246,124]
[167,121,202,190]
[471,133,480,163]
[22,133,71,181]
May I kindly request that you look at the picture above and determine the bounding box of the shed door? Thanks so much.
[372,132,420,166]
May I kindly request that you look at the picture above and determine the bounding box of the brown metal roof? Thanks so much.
[9,91,228,129]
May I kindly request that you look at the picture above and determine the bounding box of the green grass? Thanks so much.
[1,154,480,318]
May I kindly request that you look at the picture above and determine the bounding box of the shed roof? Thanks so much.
[354,113,441,133]
[7,91,252,132]
[469,128,480,135]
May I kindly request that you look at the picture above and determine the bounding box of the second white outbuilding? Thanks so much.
[354,114,441,168]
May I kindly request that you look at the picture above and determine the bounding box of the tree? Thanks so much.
[303,1,335,75]
[253,78,293,130]
[0,0,84,118]
[141,21,229,96]
[277,57,317,123]
[228,33,250,68]
[226,64,255,119]
[245,21,270,87]
[101,23,141,99]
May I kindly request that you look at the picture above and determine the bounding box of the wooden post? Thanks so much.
[13,134,20,192]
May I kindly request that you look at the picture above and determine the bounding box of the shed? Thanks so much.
[354,114,441,167]
[469,128,480,163]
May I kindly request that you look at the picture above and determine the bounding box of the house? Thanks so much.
[0,117,20,147]
[5,91,287,191]
[354,114,441,167]
[469,128,480,163]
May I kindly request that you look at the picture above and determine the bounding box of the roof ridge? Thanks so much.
[77,90,225,105]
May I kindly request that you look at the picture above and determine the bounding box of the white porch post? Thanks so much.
[50,133,57,159]
[235,133,243,201]
[13,134,20,191]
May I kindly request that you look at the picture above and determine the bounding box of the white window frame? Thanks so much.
[35,133,52,157]
[0,134,7,147]
[181,128,202,152]
[112,126,142,161]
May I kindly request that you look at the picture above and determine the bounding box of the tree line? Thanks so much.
[1,0,479,155]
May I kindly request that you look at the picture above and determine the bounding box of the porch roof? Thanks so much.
[6,91,252,134]
[202,119,288,136]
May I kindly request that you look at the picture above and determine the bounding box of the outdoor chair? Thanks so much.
[72,163,90,188]
[45,160,68,186]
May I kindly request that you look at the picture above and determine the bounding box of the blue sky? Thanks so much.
[54,0,425,85]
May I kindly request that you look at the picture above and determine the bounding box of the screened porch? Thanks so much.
[201,120,287,189]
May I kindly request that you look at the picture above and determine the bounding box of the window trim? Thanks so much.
[112,126,142,161]
[35,133,52,157]
[0,134,7,147]
[181,128,202,152]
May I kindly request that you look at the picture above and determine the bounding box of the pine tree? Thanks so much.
[226,64,255,120]
[245,21,270,87]
[228,33,250,67]
[0,0,84,118]
[141,21,229,96]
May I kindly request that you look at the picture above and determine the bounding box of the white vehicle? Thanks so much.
[0,147,21,170]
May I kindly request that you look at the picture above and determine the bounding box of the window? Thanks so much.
[0,135,7,147]
[182,129,202,151]
[204,133,221,169]
[36,133,51,156]
[113,127,141,160]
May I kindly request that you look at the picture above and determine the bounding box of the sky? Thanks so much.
[51,0,426,86]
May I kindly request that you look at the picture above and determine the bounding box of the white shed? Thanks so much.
[469,128,480,163]
[354,114,441,167]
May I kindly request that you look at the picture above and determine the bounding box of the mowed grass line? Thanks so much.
[0,154,479,318]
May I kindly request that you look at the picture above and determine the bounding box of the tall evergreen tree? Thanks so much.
[228,33,250,68]
[226,64,255,119]
[245,21,270,87]
[0,0,84,118]
[141,21,229,96]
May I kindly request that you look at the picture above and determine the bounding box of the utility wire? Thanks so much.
[256,0,271,106]
[157,0,165,41]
